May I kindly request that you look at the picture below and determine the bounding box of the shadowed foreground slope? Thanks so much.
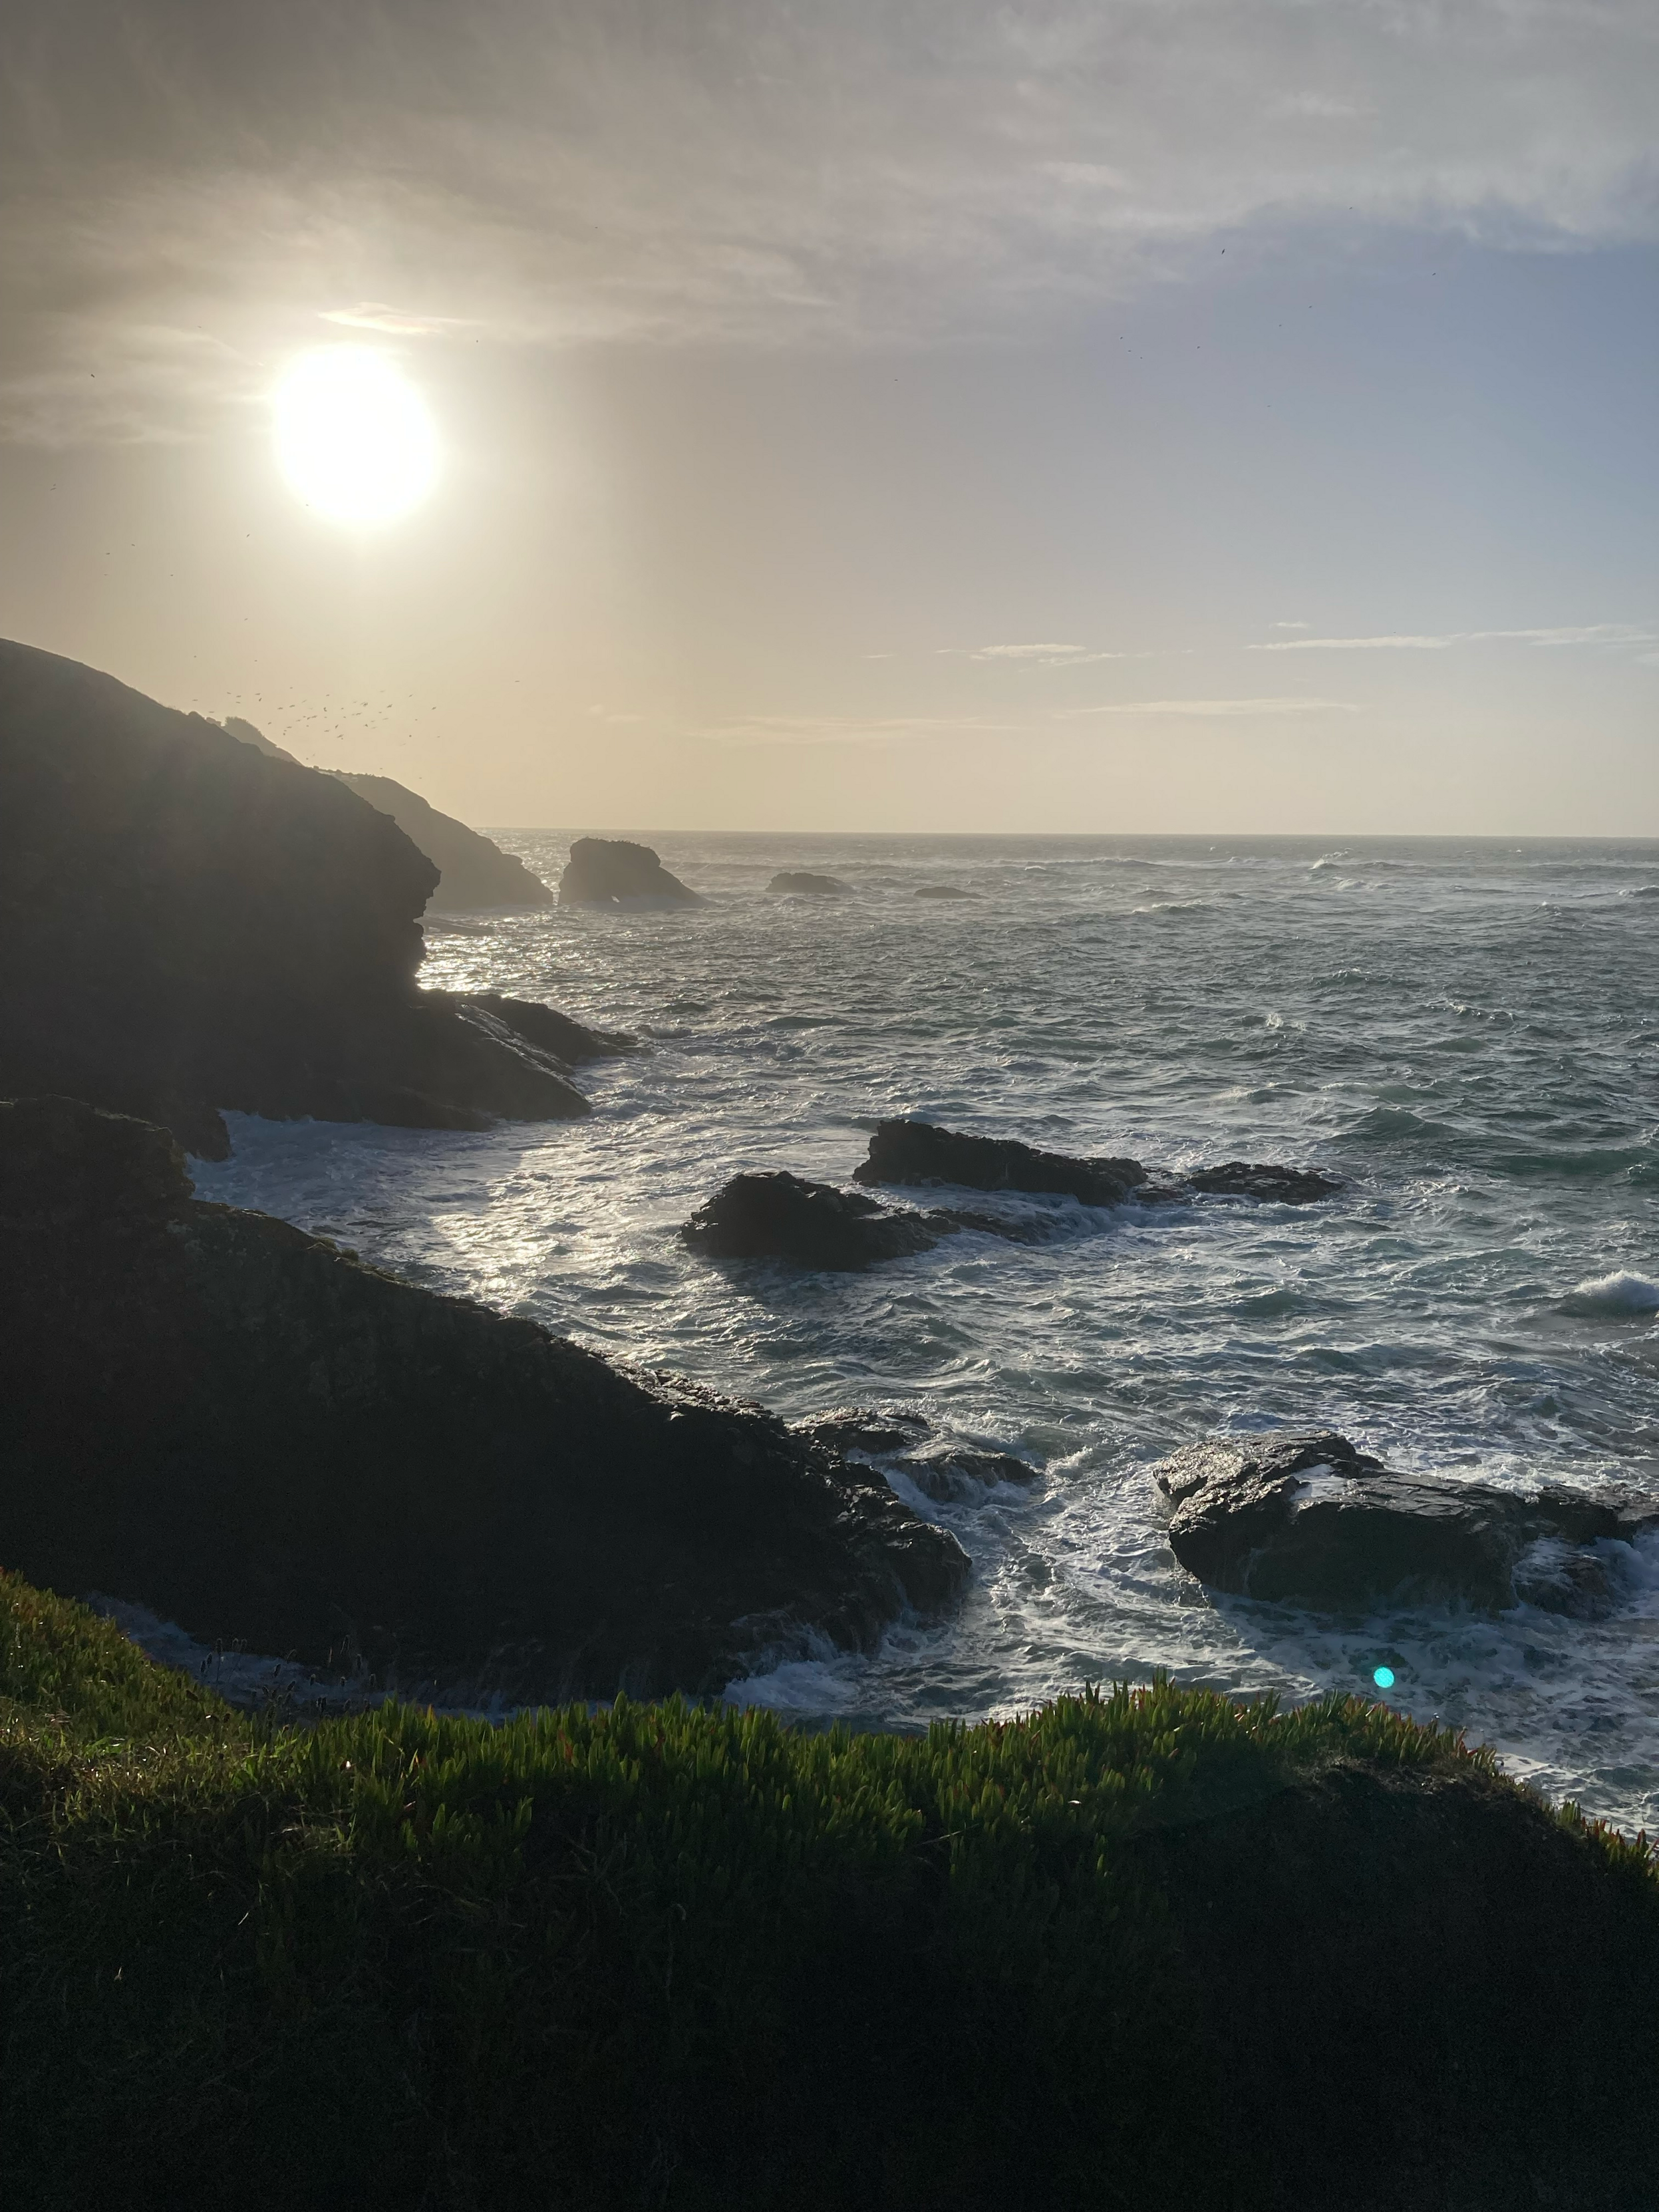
[0,1096,967,1699]
[1,1573,1654,2212]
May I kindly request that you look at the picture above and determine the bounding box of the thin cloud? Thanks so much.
[7,0,1659,441]
[1253,624,1658,651]
[1064,697,1360,717]
[961,643,1138,665]
[319,303,478,336]
[693,713,1016,748]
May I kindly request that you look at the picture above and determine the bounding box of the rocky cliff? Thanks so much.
[328,770,555,911]
[558,836,703,907]
[0,641,592,1156]
[0,1095,969,1700]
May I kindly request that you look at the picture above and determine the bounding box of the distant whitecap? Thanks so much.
[1562,1270,1659,1315]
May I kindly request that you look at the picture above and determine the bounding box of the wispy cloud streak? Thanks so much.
[1064,698,1359,717]
[1252,625,1658,651]
[5,0,1659,440]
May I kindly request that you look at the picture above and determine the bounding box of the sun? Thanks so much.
[273,347,439,526]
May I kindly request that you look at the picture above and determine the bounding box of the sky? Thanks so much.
[1,0,1656,834]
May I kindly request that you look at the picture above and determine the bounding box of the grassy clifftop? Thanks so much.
[2,1571,1654,2211]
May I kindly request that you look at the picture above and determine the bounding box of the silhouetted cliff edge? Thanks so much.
[327,768,555,911]
[0,641,591,1156]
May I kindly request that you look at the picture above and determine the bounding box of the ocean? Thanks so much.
[193,833,1659,1833]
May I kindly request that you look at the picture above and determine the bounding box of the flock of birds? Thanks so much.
[198,687,442,761]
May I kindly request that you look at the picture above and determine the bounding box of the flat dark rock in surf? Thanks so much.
[0,1096,969,1702]
[915,884,975,899]
[557,837,702,909]
[854,1118,1146,1207]
[1154,1430,1659,1616]
[682,1170,945,1271]
[767,871,848,897]
[0,640,600,1158]
[857,1120,1339,1213]
[1175,1162,1342,1205]
[682,1173,1064,1271]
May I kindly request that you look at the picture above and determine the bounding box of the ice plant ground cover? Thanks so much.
[1,1571,1655,2209]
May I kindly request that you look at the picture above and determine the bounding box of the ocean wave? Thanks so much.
[1561,1271,1659,1317]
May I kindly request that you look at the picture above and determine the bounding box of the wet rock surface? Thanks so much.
[682,1172,1071,1270]
[682,1170,946,1270]
[790,1406,1040,1503]
[0,640,602,1156]
[855,1120,1339,1211]
[767,870,848,896]
[557,836,703,908]
[914,884,975,899]
[1154,1430,1658,1615]
[792,1407,934,1458]
[0,1096,970,1701]
[436,991,637,1066]
[855,1119,1147,1206]
[1155,1161,1344,1205]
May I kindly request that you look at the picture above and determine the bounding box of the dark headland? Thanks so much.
[1,641,1656,2209]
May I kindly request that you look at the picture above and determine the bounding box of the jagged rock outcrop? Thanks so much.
[327,770,555,911]
[558,837,702,908]
[855,1120,1147,1206]
[0,640,598,1156]
[790,1408,1038,1503]
[682,1172,1065,1271]
[683,1171,945,1270]
[1154,1430,1658,1615]
[0,1096,970,1700]
[1148,1162,1344,1206]
[425,991,636,1066]
[767,871,847,897]
[853,1120,1340,1211]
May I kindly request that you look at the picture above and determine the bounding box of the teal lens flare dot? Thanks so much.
[1372,1666,1396,1690]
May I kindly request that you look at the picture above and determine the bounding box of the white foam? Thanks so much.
[1563,1270,1659,1315]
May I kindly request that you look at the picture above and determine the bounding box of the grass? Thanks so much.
[1,1569,1654,2211]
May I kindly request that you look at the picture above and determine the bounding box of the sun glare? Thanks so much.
[273,347,438,526]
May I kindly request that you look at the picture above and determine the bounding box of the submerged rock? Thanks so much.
[1172,1161,1342,1205]
[767,870,848,897]
[0,1096,970,1701]
[891,1445,1040,1503]
[854,1119,1146,1207]
[0,639,599,1156]
[792,1407,934,1458]
[327,770,555,911]
[557,837,702,909]
[682,1170,945,1270]
[790,1407,1038,1503]
[914,884,975,899]
[1154,1430,1658,1615]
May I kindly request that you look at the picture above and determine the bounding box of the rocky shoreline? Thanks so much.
[1,1096,968,1702]
[0,639,622,1157]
